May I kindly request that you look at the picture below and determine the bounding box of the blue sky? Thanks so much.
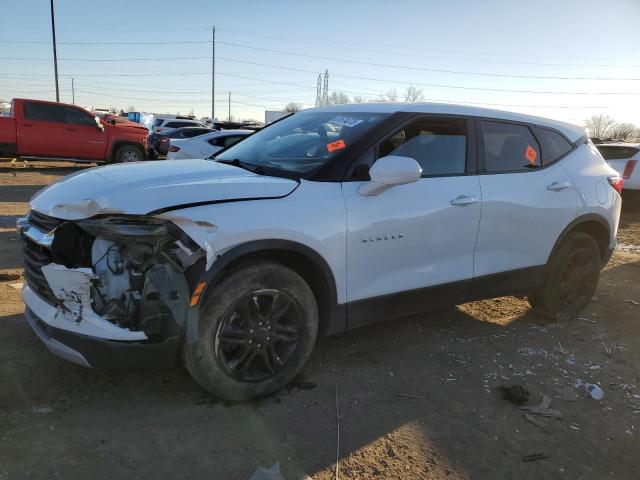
[1,0,639,125]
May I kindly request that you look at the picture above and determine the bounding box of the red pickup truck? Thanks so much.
[0,99,148,163]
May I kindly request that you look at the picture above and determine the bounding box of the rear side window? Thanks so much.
[597,145,640,160]
[165,122,186,128]
[534,127,573,163]
[221,135,246,147]
[154,119,164,127]
[181,128,209,138]
[378,117,467,176]
[23,102,66,123]
[482,121,540,172]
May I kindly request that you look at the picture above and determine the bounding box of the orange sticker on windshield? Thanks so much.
[525,144,537,165]
[327,139,346,153]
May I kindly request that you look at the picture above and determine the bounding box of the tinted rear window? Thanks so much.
[597,145,640,160]
[482,121,541,172]
[534,127,574,163]
[23,102,66,123]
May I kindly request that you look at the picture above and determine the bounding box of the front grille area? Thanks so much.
[20,212,64,306]
[28,209,63,232]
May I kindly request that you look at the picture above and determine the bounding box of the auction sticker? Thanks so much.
[328,115,364,128]
[327,139,347,152]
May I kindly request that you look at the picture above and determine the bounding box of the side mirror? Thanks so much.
[358,155,422,196]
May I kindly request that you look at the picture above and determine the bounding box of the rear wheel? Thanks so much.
[114,144,143,163]
[529,232,601,318]
[183,262,318,400]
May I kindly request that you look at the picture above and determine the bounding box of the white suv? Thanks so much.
[595,142,639,191]
[18,103,622,400]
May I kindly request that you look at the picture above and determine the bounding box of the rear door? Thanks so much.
[18,101,68,157]
[473,120,577,293]
[61,106,107,159]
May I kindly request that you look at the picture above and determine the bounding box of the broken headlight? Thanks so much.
[76,215,172,243]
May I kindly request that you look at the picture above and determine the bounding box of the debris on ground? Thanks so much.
[249,462,287,480]
[625,299,640,305]
[523,412,547,428]
[499,385,529,405]
[395,392,425,400]
[585,383,605,400]
[555,385,578,402]
[33,405,53,415]
[521,394,563,419]
[7,282,23,290]
[522,453,548,462]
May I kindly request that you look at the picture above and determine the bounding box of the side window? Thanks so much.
[165,122,183,128]
[154,119,164,127]
[183,129,207,138]
[482,121,540,172]
[534,127,573,163]
[377,117,467,176]
[23,102,66,123]
[207,137,225,147]
[222,135,244,147]
[63,107,95,126]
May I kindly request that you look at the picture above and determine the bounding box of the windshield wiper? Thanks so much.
[217,158,264,175]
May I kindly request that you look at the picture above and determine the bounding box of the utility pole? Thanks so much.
[50,0,60,102]
[211,25,215,122]
[71,77,75,105]
[228,91,231,122]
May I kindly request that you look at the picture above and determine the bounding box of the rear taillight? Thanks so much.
[169,145,180,152]
[622,159,637,179]
[608,176,624,194]
[155,127,163,132]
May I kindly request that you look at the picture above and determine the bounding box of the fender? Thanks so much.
[547,213,611,266]
[185,239,345,344]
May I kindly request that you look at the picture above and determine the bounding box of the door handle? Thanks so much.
[547,181,571,191]
[450,195,480,206]
[21,124,32,128]
[66,128,77,132]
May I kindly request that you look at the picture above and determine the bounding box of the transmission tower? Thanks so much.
[322,69,329,106]
[315,74,322,107]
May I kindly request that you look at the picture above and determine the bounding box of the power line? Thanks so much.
[214,41,640,81]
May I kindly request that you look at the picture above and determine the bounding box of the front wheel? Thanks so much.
[183,262,318,400]
[529,232,601,318]
[114,144,144,163]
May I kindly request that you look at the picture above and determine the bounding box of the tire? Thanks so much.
[114,144,143,163]
[529,232,601,318]
[183,262,318,401]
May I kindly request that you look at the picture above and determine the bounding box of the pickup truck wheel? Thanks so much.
[114,144,143,163]
[529,232,601,318]
[183,262,318,401]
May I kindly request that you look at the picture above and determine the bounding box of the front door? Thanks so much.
[343,116,481,328]
[60,106,107,159]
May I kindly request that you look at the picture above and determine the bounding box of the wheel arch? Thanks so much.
[195,240,345,337]
[109,141,145,162]
[549,214,612,267]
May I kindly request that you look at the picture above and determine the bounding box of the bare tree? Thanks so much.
[126,105,136,113]
[283,102,303,112]
[404,86,424,102]
[378,89,399,102]
[584,115,617,139]
[188,108,195,117]
[352,95,367,104]
[328,91,350,105]
[610,122,638,141]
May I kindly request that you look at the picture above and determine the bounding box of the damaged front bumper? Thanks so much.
[19,210,206,371]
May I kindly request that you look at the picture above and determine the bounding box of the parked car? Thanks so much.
[166,129,251,160]
[19,103,621,400]
[0,99,148,163]
[148,119,208,155]
[149,127,214,157]
[595,142,639,191]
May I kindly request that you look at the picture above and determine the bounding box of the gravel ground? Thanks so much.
[1,160,639,479]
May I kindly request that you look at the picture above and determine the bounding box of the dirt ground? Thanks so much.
[1,160,639,480]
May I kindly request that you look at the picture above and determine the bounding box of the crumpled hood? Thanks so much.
[30,159,298,220]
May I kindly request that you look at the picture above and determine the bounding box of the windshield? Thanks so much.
[215,111,390,176]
